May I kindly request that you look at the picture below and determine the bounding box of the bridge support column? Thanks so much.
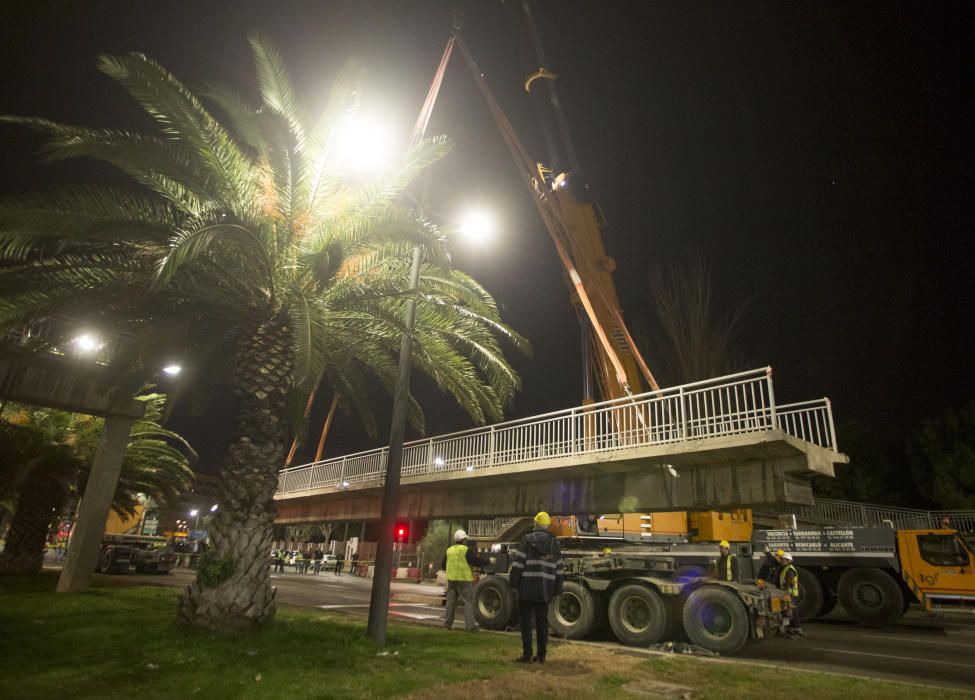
[58,413,135,593]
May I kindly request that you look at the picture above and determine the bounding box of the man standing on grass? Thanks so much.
[510,511,564,664]
[442,529,487,632]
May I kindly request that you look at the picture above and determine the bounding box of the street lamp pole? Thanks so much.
[365,245,423,644]
[366,27,458,645]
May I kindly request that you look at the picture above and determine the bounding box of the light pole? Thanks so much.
[189,509,200,531]
[365,27,460,646]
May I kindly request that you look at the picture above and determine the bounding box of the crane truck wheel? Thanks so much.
[682,585,749,655]
[837,568,905,627]
[608,584,668,646]
[98,548,114,574]
[797,567,825,620]
[473,575,517,630]
[549,581,602,639]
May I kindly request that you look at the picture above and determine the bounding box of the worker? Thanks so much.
[778,552,803,637]
[757,546,784,582]
[509,511,564,664]
[442,529,487,632]
[717,540,739,582]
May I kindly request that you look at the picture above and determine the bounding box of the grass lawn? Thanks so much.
[0,573,969,700]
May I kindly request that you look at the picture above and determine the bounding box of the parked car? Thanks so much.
[93,534,175,574]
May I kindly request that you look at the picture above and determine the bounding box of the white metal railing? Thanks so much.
[277,367,838,497]
[761,497,975,533]
[466,517,525,538]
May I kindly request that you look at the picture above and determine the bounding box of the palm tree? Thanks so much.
[0,394,195,575]
[0,35,525,630]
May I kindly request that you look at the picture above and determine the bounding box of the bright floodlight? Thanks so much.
[458,208,495,245]
[73,333,102,355]
[209,504,219,512]
[162,364,182,376]
[333,116,395,175]
[433,456,445,468]
[189,509,199,517]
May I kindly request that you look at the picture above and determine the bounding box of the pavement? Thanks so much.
[52,562,975,692]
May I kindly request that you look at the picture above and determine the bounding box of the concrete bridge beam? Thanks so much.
[275,433,842,525]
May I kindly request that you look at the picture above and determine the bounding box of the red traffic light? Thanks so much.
[394,523,409,542]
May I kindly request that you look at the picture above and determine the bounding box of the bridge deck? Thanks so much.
[275,368,845,519]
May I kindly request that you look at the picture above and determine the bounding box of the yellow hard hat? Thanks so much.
[775,549,786,557]
[602,547,612,555]
[719,540,730,548]
[534,511,551,526]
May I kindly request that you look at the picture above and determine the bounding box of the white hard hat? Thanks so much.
[454,529,468,542]
[781,553,793,562]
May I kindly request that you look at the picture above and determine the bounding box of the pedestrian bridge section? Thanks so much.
[274,368,848,523]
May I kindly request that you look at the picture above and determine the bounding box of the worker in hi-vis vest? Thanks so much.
[441,529,488,632]
[717,540,739,582]
[778,552,803,637]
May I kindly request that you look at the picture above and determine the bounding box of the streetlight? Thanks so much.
[333,115,396,176]
[162,364,182,376]
[367,25,464,645]
[189,509,200,530]
[209,504,218,512]
[72,333,103,355]
[457,207,497,246]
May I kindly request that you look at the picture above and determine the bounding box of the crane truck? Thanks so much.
[755,526,975,625]
[472,535,792,655]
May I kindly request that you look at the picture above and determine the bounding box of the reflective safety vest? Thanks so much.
[780,564,799,596]
[720,553,736,581]
[446,544,473,582]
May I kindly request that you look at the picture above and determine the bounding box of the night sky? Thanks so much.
[2,2,973,490]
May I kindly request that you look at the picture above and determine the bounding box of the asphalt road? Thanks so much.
[95,567,975,692]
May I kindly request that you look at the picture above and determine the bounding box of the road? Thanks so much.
[91,567,975,691]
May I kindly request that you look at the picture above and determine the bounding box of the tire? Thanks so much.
[549,581,602,639]
[99,548,114,574]
[682,585,750,655]
[473,575,517,630]
[608,584,668,646]
[797,567,825,620]
[837,568,905,627]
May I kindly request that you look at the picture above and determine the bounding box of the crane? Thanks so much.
[455,4,752,543]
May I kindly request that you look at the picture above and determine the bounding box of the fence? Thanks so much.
[467,517,523,539]
[761,497,975,533]
[278,367,837,496]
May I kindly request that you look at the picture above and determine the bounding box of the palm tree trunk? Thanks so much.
[0,467,68,575]
[177,319,293,631]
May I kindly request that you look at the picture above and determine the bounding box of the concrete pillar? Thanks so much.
[407,519,416,545]
[57,414,135,593]
[359,521,366,543]
[342,521,349,542]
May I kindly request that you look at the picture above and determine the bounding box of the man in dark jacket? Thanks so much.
[509,511,564,663]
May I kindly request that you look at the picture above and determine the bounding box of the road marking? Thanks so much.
[861,633,975,649]
[316,603,439,610]
[392,612,442,621]
[812,648,975,668]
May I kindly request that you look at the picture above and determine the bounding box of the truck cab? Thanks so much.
[898,529,975,605]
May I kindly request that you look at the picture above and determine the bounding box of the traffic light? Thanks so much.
[394,523,409,543]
